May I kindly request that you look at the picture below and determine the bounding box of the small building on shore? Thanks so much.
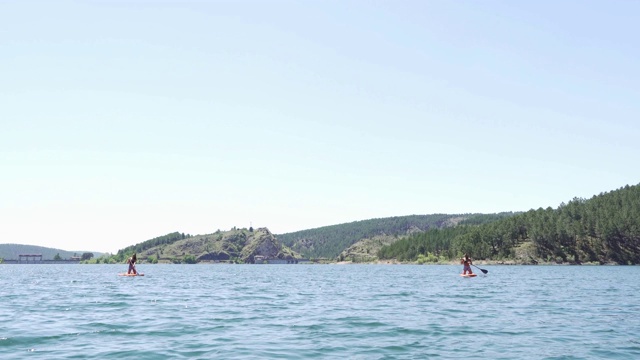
[19,254,43,263]
[1,254,80,264]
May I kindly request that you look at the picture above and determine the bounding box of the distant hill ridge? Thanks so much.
[109,227,300,264]
[104,215,505,263]
[0,244,103,260]
[276,213,517,259]
[116,232,190,257]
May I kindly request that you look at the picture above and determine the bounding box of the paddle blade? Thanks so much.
[480,268,488,274]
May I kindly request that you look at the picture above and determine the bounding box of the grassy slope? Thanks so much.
[277,214,480,259]
[338,234,402,262]
[134,228,300,263]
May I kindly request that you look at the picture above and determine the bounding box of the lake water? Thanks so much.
[1,264,639,359]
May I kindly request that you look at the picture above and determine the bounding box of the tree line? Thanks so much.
[113,232,191,261]
[277,214,484,259]
[378,184,640,264]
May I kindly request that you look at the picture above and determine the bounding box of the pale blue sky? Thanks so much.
[1,1,639,253]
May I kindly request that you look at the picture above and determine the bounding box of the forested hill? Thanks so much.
[116,232,192,257]
[379,184,640,265]
[277,214,516,259]
[0,244,103,260]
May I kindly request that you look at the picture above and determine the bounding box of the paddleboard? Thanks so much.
[118,273,144,277]
[460,273,477,277]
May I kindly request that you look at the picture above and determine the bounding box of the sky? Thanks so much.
[1,1,639,254]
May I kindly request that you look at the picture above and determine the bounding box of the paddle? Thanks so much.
[133,263,140,275]
[472,264,488,274]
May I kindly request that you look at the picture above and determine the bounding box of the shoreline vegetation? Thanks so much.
[71,257,625,265]
[77,259,625,266]
[335,259,623,266]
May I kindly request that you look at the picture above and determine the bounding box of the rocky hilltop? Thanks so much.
[137,228,300,263]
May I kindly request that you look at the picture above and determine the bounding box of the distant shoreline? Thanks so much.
[2,259,627,266]
[1,260,81,264]
[336,259,625,266]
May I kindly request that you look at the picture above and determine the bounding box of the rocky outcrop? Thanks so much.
[240,228,298,263]
[138,227,301,263]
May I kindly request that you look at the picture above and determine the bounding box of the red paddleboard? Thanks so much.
[460,273,477,277]
[118,273,144,277]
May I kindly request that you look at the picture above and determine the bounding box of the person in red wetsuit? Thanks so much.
[460,253,473,275]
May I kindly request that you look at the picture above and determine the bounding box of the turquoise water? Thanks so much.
[1,264,639,359]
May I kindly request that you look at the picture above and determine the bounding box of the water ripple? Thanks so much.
[1,264,639,359]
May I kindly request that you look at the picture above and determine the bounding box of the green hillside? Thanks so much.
[379,184,640,265]
[116,232,191,257]
[0,244,102,260]
[104,227,301,264]
[338,213,515,262]
[277,213,516,259]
